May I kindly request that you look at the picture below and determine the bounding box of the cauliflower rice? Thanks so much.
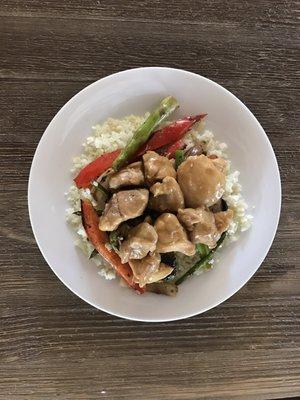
[66,115,253,280]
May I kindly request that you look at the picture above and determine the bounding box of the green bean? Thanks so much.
[175,233,227,285]
[112,96,179,171]
[196,243,210,257]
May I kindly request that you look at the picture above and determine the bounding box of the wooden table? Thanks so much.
[1,1,299,399]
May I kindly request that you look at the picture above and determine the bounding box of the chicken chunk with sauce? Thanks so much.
[149,176,185,213]
[177,208,206,231]
[99,189,149,231]
[214,209,233,233]
[211,157,227,173]
[143,151,176,184]
[178,207,233,248]
[154,213,195,256]
[129,253,173,287]
[177,154,226,207]
[119,222,158,263]
[108,161,145,190]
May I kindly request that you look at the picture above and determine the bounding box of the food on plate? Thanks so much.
[129,253,173,287]
[178,207,233,248]
[149,177,185,213]
[98,189,149,231]
[108,161,145,190]
[66,96,253,295]
[143,151,176,184]
[112,96,179,171]
[154,213,196,256]
[119,222,158,263]
[177,154,226,207]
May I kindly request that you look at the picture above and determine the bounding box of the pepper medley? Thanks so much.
[74,97,233,295]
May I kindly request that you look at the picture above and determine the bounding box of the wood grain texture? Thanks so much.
[0,1,299,399]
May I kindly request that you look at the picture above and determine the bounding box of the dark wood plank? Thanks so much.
[0,13,298,82]
[0,0,299,399]
[0,0,298,27]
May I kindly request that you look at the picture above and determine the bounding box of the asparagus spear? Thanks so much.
[112,96,179,171]
[175,233,227,285]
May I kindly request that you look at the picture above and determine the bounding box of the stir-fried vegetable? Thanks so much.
[196,243,210,257]
[91,181,109,212]
[81,199,144,293]
[74,149,120,188]
[113,96,179,171]
[109,230,120,252]
[185,144,204,157]
[92,181,109,196]
[175,149,185,169]
[135,114,206,158]
[175,233,227,285]
[195,243,210,270]
[146,282,178,296]
[164,139,185,158]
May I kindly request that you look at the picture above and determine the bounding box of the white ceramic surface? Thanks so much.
[28,67,281,322]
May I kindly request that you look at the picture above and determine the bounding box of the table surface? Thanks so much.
[1,1,299,399]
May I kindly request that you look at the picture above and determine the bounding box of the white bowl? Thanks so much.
[28,67,281,322]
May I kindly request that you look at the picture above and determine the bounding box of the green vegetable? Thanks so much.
[112,96,179,171]
[175,149,185,169]
[164,253,191,283]
[175,233,227,285]
[92,181,109,197]
[196,243,210,257]
[91,182,109,212]
[109,230,120,251]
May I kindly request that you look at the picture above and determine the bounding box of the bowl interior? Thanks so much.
[28,67,281,322]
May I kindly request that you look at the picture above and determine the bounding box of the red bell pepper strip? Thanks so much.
[74,149,121,188]
[81,200,144,293]
[164,139,185,158]
[135,113,207,157]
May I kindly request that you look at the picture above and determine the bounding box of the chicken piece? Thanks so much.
[192,209,233,247]
[178,207,216,247]
[178,207,233,248]
[211,157,227,173]
[147,263,174,285]
[214,209,233,233]
[99,189,149,231]
[119,222,158,263]
[149,176,185,213]
[107,161,145,190]
[177,208,207,231]
[143,151,176,184]
[177,154,226,208]
[154,213,195,256]
[129,253,173,287]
